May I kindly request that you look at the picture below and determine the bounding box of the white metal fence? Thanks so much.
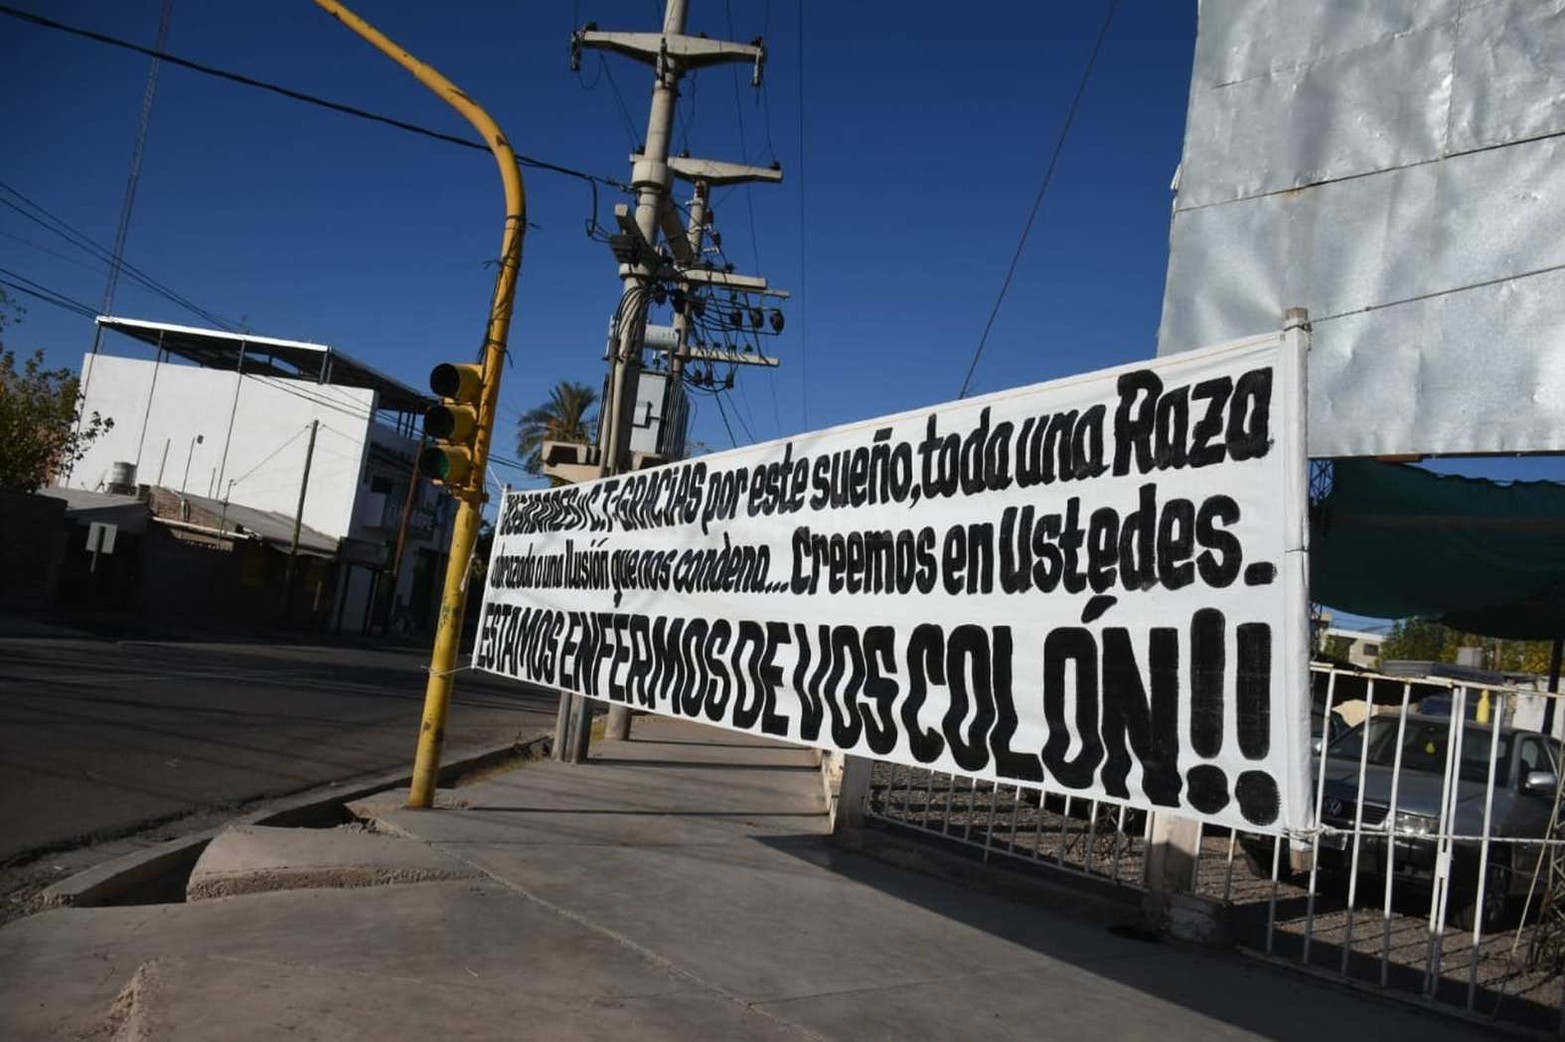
[859,664,1565,1035]
[864,761,1149,889]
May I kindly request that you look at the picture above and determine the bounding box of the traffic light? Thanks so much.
[420,362,483,487]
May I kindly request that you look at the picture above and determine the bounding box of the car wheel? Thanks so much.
[1452,851,1510,933]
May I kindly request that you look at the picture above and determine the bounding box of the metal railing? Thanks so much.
[1224,668,1565,1036]
[859,663,1565,1036]
[863,764,1148,891]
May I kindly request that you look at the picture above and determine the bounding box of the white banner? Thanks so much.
[475,330,1311,834]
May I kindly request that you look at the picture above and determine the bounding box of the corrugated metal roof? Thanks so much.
[155,490,339,556]
[96,316,433,416]
[36,487,151,533]
[38,486,143,513]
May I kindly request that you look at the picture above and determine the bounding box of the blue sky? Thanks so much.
[3,1,1194,455]
[4,1,1560,634]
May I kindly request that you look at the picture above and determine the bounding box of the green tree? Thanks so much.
[1478,636,1555,674]
[515,380,597,483]
[1379,618,1460,662]
[1324,634,1355,661]
[1502,640,1555,675]
[0,293,113,492]
[1376,621,1554,676]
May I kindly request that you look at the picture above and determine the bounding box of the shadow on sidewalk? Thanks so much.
[586,758,820,772]
[749,831,1479,1042]
[621,737,788,750]
[464,806,820,817]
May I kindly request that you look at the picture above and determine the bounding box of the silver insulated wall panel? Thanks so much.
[1158,0,1565,457]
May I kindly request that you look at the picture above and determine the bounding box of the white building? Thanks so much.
[64,316,454,634]
[1322,627,1385,670]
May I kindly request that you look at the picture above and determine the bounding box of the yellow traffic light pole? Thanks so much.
[314,0,526,809]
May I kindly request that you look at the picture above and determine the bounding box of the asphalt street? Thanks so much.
[0,637,561,865]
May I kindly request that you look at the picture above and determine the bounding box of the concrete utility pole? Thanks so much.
[666,181,710,393]
[283,418,319,626]
[180,433,203,493]
[568,0,784,751]
[382,447,423,631]
[286,420,319,577]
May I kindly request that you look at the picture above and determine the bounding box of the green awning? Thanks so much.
[1312,460,1565,637]
[1441,581,1565,641]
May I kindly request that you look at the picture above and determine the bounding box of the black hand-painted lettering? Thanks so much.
[860,627,900,756]
[1185,764,1230,814]
[1153,385,1190,469]
[824,625,865,748]
[987,628,1042,782]
[1113,369,1161,476]
[942,625,997,772]
[1190,608,1225,758]
[1235,622,1271,760]
[1086,507,1120,593]
[1041,627,1105,789]
[1236,770,1280,827]
[1118,483,1159,591]
[1195,495,1242,587]
[903,624,947,763]
[1227,367,1273,461]
[1099,627,1182,806]
[1188,376,1232,467]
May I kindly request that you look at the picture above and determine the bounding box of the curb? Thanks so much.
[37,731,552,911]
[38,832,215,911]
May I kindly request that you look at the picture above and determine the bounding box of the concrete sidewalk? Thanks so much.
[0,717,1493,1040]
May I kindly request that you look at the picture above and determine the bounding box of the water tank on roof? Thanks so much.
[107,461,137,495]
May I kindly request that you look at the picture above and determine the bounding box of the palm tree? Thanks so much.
[516,380,598,481]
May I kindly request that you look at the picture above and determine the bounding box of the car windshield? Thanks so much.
[1328,717,1512,784]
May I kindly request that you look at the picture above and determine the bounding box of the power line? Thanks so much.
[711,388,740,447]
[0,190,229,328]
[0,4,626,192]
[725,0,763,275]
[0,260,403,437]
[487,453,530,473]
[726,0,781,440]
[0,229,115,275]
[246,373,388,426]
[596,54,645,150]
[731,377,760,442]
[4,159,433,438]
[679,64,697,156]
[756,84,781,166]
[766,362,782,439]
[957,0,1119,399]
[0,191,414,431]
[79,0,173,419]
[228,423,308,487]
[315,421,367,443]
[0,183,235,329]
[98,0,171,318]
[756,0,781,165]
[0,268,98,319]
[795,0,809,430]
